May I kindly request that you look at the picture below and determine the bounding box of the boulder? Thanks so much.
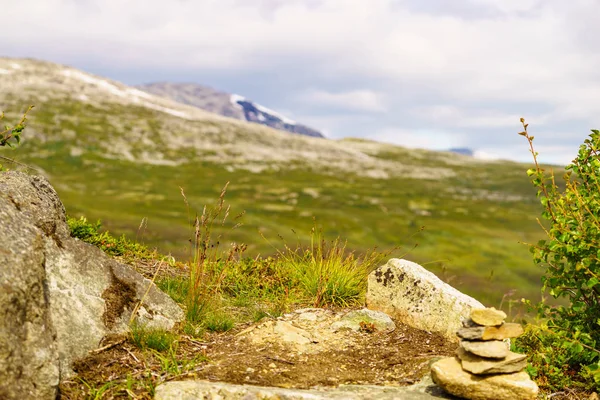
[366,258,484,340]
[431,357,538,400]
[0,185,60,400]
[0,171,184,398]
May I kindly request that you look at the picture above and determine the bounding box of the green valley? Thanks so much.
[0,58,550,306]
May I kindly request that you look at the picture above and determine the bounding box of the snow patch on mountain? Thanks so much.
[230,94,297,125]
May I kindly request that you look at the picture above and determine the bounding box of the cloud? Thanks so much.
[2,0,600,164]
[295,89,387,113]
[411,105,552,129]
[364,127,464,150]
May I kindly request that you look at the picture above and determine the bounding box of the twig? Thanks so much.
[124,346,140,363]
[265,356,295,365]
[89,337,126,354]
[186,338,213,346]
[0,155,42,172]
[547,392,566,398]
[129,260,164,326]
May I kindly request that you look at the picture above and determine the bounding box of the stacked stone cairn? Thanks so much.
[430,307,539,400]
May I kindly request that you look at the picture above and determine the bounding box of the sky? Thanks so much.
[2,0,600,165]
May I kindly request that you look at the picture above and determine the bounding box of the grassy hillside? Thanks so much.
[0,57,551,306]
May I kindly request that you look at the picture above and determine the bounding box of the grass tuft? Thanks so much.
[130,323,177,352]
[67,215,159,262]
[269,222,400,307]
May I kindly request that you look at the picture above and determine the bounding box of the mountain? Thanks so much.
[448,148,474,157]
[0,57,547,305]
[136,82,325,138]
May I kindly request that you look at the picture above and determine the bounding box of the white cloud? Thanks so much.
[412,105,551,129]
[2,0,600,163]
[365,128,463,150]
[296,89,387,112]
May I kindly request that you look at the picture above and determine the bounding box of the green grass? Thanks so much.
[271,228,400,307]
[0,94,554,307]
[130,324,177,352]
[59,163,582,397]
[45,151,547,306]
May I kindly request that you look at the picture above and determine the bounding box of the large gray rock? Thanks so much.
[0,171,184,399]
[0,179,60,399]
[366,259,484,340]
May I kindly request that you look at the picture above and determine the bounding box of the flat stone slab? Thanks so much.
[457,323,524,341]
[457,347,527,375]
[459,340,509,359]
[470,308,506,327]
[155,377,459,399]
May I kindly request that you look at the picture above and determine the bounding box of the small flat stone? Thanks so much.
[457,323,524,340]
[272,321,313,345]
[470,307,507,326]
[431,357,538,400]
[331,309,395,333]
[457,347,527,375]
[460,339,509,359]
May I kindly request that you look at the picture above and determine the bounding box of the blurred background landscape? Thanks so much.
[3,0,597,306]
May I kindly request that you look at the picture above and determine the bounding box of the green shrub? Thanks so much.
[517,119,600,390]
[0,106,33,170]
[0,106,32,148]
[67,215,155,260]
[68,215,103,240]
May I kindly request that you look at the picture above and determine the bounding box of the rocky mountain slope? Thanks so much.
[136,82,325,138]
[0,57,547,305]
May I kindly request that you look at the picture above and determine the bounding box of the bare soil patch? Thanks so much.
[197,318,455,388]
[59,309,457,399]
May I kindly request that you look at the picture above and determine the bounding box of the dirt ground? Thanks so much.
[59,312,457,399]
